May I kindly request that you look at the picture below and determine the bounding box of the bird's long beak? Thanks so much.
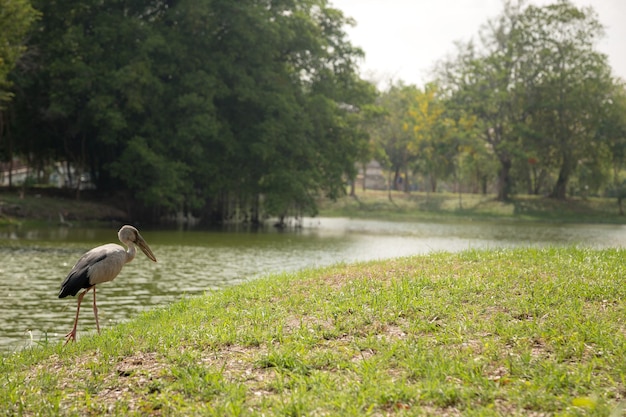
[136,235,157,262]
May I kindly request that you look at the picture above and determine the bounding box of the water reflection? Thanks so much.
[0,217,624,352]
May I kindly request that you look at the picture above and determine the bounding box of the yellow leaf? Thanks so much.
[572,397,596,409]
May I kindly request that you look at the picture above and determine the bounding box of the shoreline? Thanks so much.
[2,188,625,227]
[1,247,624,415]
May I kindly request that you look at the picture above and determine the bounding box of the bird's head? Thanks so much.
[118,225,158,262]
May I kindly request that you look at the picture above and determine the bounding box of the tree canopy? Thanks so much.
[0,0,39,106]
[361,1,624,210]
[434,0,621,201]
[3,0,626,222]
[4,0,375,224]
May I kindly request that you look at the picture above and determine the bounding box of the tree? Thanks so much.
[517,1,613,199]
[437,0,612,201]
[406,83,461,193]
[0,0,39,181]
[437,2,526,201]
[599,81,626,213]
[0,0,38,106]
[200,0,370,224]
[371,84,417,198]
[10,0,371,224]
[10,0,177,199]
[351,100,385,195]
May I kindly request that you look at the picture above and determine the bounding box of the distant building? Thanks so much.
[49,162,96,190]
[0,159,40,186]
[0,159,95,189]
[354,160,387,190]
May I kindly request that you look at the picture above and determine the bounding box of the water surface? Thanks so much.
[1,217,624,351]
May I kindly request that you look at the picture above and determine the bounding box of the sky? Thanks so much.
[330,0,626,87]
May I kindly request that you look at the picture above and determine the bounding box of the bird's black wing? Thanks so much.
[58,252,107,298]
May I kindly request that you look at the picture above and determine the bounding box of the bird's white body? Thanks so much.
[76,243,135,286]
[59,225,156,344]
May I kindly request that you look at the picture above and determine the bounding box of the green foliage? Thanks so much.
[372,82,488,195]
[518,2,613,199]
[369,84,417,192]
[599,82,626,185]
[319,189,626,223]
[437,0,620,201]
[0,0,39,106]
[110,136,187,212]
[6,0,373,223]
[6,0,625,223]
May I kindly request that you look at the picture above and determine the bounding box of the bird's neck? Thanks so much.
[126,243,137,263]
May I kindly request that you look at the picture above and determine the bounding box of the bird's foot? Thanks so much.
[64,330,77,345]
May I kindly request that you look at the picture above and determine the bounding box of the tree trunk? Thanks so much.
[496,156,512,201]
[403,167,410,193]
[65,160,73,188]
[457,174,463,210]
[75,133,88,201]
[5,114,13,187]
[387,170,393,202]
[393,166,400,191]
[8,157,13,187]
[473,167,481,194]
[533,169,547,195]
[551,178,567,199]
[550,159,573,200]
[362,162,367,192]
[0,110,3,164]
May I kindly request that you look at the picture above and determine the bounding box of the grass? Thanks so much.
[3,187,625,227]
[2,247,625,415]
[320,190,626,224]
[0,188,126,226]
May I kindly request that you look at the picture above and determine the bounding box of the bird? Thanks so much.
[59,225,157,344]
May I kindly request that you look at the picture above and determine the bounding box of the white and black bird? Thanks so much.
[59,225,157,344]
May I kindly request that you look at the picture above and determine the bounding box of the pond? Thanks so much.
[1,217,624,352]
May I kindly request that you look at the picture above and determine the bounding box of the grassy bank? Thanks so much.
[2,187,625,227]
[2,247,625,416]
[319,190,626,224]
[0,188,126,226]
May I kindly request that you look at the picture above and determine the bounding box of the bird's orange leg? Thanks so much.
[64,286,94,345]
[92,285,100,334]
